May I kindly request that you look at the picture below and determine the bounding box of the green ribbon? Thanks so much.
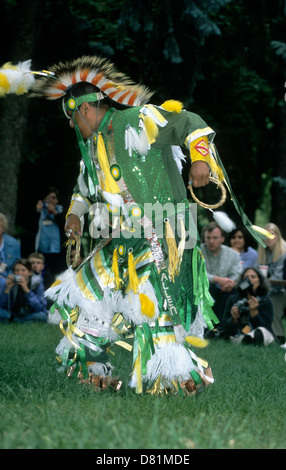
[134,325,155,376]
[192,246,219,329]
[190,369,203,385]
[75,125,99,188]
[214,145,267,247]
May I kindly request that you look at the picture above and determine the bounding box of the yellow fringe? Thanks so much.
[111,248,123,290]
[185,336,209,348]
[165,220,180,282]
[128,251,139,293]
[141,115,159,144]
[139,293,155,319]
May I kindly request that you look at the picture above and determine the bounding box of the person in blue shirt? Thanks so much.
[0,213,21,291]
[0,258,47,323]
[228,227,258,269]
[35,187,65,277]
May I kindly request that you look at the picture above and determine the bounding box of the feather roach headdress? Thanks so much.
[33,56,154,106]
[0,56,154,107]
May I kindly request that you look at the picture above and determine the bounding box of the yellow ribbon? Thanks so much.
[128,251,140,293]
[165,219,180,282]
[97,133,120,193]
[111,248,124,290]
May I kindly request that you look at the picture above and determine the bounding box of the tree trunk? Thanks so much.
[0,0,42,235]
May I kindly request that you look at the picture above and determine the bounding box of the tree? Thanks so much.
[270,33,286,234]
[0,0,42,234]
[1,0,285,245]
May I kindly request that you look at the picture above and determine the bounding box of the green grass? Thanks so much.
[1,322,286,449]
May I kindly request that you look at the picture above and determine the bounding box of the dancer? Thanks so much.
[0,57,272,394]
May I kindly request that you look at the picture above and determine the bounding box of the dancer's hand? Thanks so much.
[65,214,82,240]
[188,161,210,187]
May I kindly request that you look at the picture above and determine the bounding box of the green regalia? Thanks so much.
[1,55,272,395]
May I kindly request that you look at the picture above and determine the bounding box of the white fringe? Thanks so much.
[47,308,62,325]
[46,268,161,345]
[171,145,186,174]
[125,125,150,156]
[126,281,159,325]
[174,324,188,343]
[45,268,79,308]
[141,343,196,383]
[55,335,80,356]
[77,169,89,197]
[188,304,207,338]
[87,362,114,376]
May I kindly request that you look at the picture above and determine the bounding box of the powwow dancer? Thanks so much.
[0,58,273,395]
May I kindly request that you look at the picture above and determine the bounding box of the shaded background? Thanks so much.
[0,0,285,256]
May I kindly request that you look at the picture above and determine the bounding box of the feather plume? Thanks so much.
[0,60,35,97]
[160,100,183,113]
[210,210,236,233]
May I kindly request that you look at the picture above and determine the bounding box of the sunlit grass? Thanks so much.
[1,322,286,449]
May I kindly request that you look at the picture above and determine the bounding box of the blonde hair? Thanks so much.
[28,252,45,263]
[258,222,286,264]
[0,213,8,232]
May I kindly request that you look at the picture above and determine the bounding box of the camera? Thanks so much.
[12,275,22,282]
[235,298,250,325]
[237,277,254,297]
[235,278,259,326]
[234,278,253,324]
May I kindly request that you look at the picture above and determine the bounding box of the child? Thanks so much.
[0,258,47,322]
[28,252,54,289]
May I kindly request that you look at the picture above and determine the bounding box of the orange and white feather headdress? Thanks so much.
[0,55,154,107]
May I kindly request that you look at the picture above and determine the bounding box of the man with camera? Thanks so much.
[0,258,47,323]
[222,267,275,345]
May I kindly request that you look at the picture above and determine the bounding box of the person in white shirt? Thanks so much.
[201,221,242,323]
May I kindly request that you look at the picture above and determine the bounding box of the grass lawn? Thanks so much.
[0,322,286,449]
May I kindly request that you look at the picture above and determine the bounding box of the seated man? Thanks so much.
[201,221,242,323]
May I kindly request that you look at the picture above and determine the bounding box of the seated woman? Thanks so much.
[228,227,258,269]
[222,267,274,346]
[257,222,286,348]
[0,258,47,322]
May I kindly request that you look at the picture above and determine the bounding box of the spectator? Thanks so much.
[0,213,21,291]
[28,251,54,290]
[257,222,286,348]
[35,186,65,277]
[201,221,242,323]
[222,267,275,346]
[0,258,47,323]
[228,227,258,269]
